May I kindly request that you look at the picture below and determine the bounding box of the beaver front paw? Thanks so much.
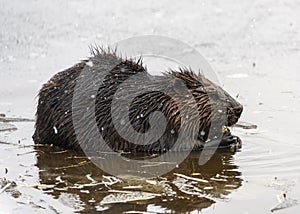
[194,129,241,151]
[218,129,242,150]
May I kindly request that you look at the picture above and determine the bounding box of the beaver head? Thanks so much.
[170,70,243,126]
[156,69,243,147]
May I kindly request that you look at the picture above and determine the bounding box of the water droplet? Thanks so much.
[53,126,58,134]
[86,61,94,67]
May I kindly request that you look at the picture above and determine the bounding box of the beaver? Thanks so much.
[33,47,243,153]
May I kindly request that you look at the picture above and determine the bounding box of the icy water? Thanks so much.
[1,0,300,213]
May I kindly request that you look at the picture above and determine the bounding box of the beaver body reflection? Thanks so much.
[36,146,242,213]
[33,48,243,152]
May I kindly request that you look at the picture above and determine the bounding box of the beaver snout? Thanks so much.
[226,104,243,126]
[233,104,243,118]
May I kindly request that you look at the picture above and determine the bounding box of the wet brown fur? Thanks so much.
[33,47,243,152]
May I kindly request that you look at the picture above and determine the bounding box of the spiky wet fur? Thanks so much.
[33,47,243,152]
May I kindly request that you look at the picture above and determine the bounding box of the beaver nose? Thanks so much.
[234,105,243,117]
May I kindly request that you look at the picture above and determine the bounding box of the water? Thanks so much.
[1,124,299,213]
[1,0,300,213]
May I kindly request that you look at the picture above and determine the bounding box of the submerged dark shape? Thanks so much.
[33,47,243,152]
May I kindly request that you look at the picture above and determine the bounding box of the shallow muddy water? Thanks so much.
[1,0,300,213]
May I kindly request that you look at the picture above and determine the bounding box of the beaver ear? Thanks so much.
[172,78,187,94]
